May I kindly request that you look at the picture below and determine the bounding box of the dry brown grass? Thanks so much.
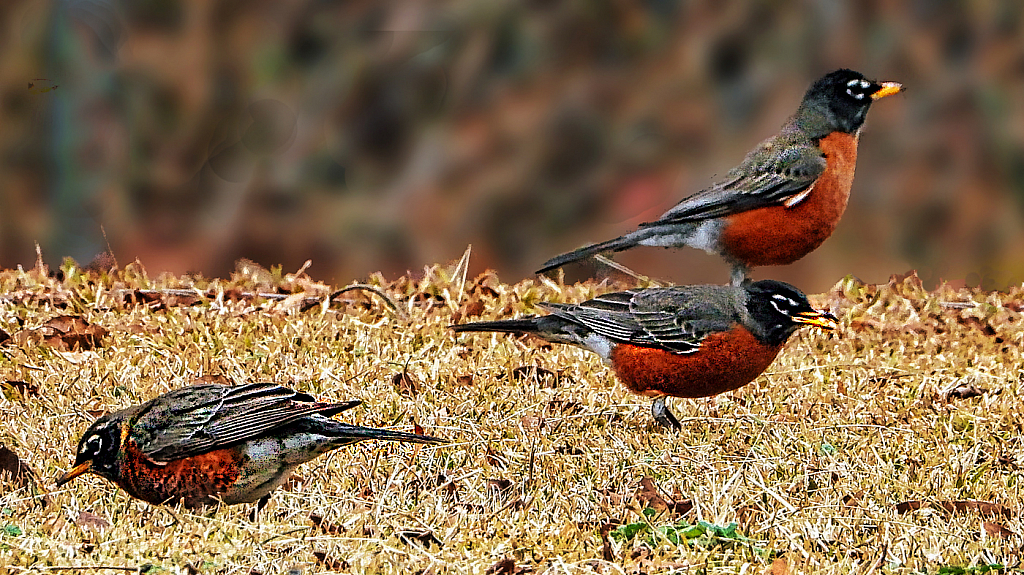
[1,259,1023,574]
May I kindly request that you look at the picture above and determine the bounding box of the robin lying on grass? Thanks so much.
[537,69,903,285]
[57,382,446,509]
[452,280,836,429]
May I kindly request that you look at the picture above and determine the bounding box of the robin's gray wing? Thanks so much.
[645,139,826,225]
[131,383,361,462]
[541,287,741,355]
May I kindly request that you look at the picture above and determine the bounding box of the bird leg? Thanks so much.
[729,265,751,287]
[249,494,272,521]
[651,397,681,431]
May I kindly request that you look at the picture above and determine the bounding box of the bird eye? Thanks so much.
[769,294,800,314]
[81,435,104,454]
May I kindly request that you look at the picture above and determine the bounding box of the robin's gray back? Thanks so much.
[540,285,748,354]
[128,383,360,462]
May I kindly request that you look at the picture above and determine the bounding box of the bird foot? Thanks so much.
[249,494,272,521]
[730,266,751,287]
[652,397,681,432]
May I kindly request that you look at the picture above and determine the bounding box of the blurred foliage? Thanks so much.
[1,0,1023,291]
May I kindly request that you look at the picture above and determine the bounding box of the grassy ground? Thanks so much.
[1,258,1023,574]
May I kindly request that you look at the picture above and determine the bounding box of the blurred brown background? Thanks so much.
[1,1,1023,292]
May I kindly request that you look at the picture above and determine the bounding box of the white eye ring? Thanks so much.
[770,294,800,314]
[846,88,865,99]
[847,79,860,87]
[82,435,104,454]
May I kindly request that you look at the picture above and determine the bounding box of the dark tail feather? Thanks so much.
[535,232,645,274]
[449,317,542,335]
[318,421,448,446]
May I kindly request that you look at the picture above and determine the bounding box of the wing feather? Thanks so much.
[131,383,359,462]
[546,287,743,355]
[645,139,826,225]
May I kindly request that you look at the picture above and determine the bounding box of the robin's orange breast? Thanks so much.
[719,131,859,266]
[116,439,244,508]
[608,326,784,398]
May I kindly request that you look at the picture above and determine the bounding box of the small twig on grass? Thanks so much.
[452,244,472,308]
[29,567,139,572]
[593,255,664,286]
[331,284,404,320]
[939,301,977,309]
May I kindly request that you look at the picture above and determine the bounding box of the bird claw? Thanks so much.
[652,397,681,432]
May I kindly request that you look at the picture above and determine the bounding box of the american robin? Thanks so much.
[56,382,446,509]
[537,69,903,285]
[452,279,836,429]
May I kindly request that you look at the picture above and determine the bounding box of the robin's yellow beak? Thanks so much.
[870,81,903,100]
[56,461,92,487]
[793,310,838,331]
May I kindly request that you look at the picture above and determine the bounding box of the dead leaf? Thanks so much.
[2,380,39,398]
[958,315,998,337]
[309,513,343,536]
[945,383,987,400]
[393,371,420,396]
[842,490,865,508]
[600,523,617,561]
[996,454,1018,468]
[441,478,461,502]
[26,316,108,351]
[396,529,442,548]
[82,251,117,273]
[75,511,111,531]
[636,476,693,515]
[128,290,201,309]
[463,299,486,318]
[486,557,532,574]
[0,327,10,346]
[0,445,32,488]
[769,557,790,575]
[983,521,1015,538]
[455,374,474,386]
[358,484,374,500]
[487,558,516,575]
[487,478,513,495]
[520,415,543,430]
[895,499,1013,517]
[486,446,506,468]
[312,551,348,571]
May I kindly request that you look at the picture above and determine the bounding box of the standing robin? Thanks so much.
[536,69,903,285]
[56,382,446,509]
[452,279,836,429]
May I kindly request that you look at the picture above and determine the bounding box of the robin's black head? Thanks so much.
[56,415,123,487]
[744,280,837,346]
[797,69,902,135]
